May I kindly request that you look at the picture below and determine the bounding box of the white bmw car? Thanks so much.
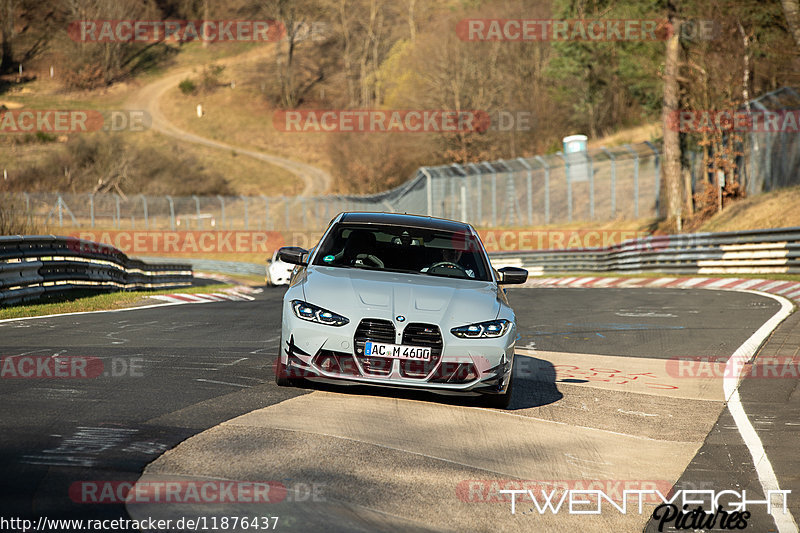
[274,212,528,408]
[265,249,295,286]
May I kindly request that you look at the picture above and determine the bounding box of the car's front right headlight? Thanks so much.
[451,319,510,338]
[291,300,349,327]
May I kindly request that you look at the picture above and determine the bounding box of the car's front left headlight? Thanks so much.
[451,319,510,338]
[291,300,349,327]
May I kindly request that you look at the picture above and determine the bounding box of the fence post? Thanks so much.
[114,194,121,229]
[623,145,640,218]
[165,195,176,230]
[217,195,226,229]
[192,195,202,229]
[534,156,550,224]
[23,193,31,227]
[601,147,616,217]
[460,184,467,222]
[469,163,482,225]
[644,140,661,213]
[555,153,570,222]
[499,160,517,227]
[260,195,270,230]
[587,151,595,220]
[241,195,249,229]
[140,194,149,229]
[450,163,468,221]
[57,194,63,227]
[481,162,497,227]
[421,168,433,216]
[517,158,533,226]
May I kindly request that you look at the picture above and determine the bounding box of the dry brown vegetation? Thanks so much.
[1,0,799,216]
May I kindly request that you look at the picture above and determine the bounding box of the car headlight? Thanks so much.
[291,300,349,327]
[451,319,510,338]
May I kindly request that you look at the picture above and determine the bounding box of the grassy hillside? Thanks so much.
[0,42,300,197]
[698,185,800,232]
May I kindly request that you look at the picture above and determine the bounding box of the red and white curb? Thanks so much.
[521,276,800,301]
[150,286,261,304]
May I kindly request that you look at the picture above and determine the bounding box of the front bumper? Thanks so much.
[279,312,515,395]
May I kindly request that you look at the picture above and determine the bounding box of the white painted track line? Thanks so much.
[723,290,798,533]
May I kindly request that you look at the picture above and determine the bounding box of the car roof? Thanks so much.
[338,212,474,233]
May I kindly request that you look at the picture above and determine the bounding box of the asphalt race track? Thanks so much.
[0,287,796,532]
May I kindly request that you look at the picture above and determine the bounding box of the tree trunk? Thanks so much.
[781,0,800,51]
[662,14,682,231]
[202,0,209,48]
[1,0,15,72]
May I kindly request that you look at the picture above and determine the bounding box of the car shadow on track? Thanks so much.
[509,355,563,410]
[289,355,562,411]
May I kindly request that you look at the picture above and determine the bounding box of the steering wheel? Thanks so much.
[353,254,384,268]
[428,261,467,273]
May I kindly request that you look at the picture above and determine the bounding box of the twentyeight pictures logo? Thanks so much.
[68,20,285,43]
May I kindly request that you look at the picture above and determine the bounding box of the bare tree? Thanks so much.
[781,0,800,50]
[662,5,683,231]
[1,0,17,72]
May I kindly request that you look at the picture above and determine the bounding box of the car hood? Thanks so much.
[300,266,502,326]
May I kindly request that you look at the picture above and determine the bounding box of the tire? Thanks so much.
[480,373,514,409]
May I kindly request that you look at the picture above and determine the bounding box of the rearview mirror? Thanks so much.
[277,246,309,266]
[497,266,528,284]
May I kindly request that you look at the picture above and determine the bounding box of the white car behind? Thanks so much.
[266,249,295,287]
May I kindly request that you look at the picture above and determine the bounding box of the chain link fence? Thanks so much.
[684,87,800,197]
[4,141,662,233]
[740,87,800,195]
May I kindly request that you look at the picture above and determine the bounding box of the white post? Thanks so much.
[422,168,433,216]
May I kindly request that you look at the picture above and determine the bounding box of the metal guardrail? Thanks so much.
[139,257,264,276]
[490,227,800,276]
[0,235,193,306]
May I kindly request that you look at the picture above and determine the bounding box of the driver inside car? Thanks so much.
[421,248,475,278]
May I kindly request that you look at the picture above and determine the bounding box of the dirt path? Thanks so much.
[125,47,331,196]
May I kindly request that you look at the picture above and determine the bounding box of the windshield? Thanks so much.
[312,223,492,281]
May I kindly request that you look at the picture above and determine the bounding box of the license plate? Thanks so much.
[363,341,432,361]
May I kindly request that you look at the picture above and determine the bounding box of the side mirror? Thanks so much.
[277,246,309,266]
[497,266,528,285]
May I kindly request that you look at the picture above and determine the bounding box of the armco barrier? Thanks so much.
[0,235,193,306]
[489,226,800,275]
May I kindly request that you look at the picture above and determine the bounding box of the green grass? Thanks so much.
[0,283,234,320]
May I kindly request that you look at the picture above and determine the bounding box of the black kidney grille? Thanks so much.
[354,319,396,376]
[400,323,443,378]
